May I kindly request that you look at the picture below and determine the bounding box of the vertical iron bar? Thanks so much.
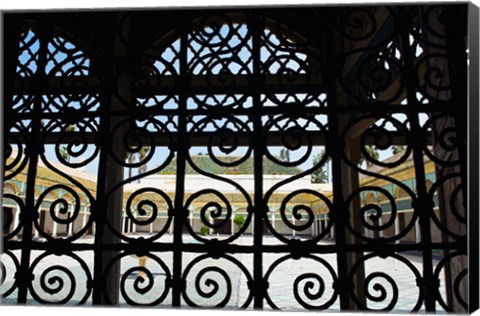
[442,5,469,228]
[467,3,479,312]
[322,10,351,310]
[91,13,120,305]
[0,13,4,246]
[171,14,190,307]
[16,18,50,304]
[442,5,469,312]
[250,12,265,309]
[443,5,468,148]
[1,15,19,239]
[396,7,436,312]
[324,27,350,310]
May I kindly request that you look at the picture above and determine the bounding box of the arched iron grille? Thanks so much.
[1,4,472,313]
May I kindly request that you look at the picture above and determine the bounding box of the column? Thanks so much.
[331,219,334,239]
[378,217,384,238]
[292,214,296,237]
[13,207,20,233]
[68,204,74,236]
[190,210,194,230]
[394,213,400,243]
[251,215,254,235]
[209,214,213,235]
[271,210,275,230]
[168,218,173,234]
[52,208,58,237]
[82,206,88,236]
[364,213,369,238]
[91,205,96,236]
[415,218,421,243]
[34,209,40,237]
[311,215,315,236]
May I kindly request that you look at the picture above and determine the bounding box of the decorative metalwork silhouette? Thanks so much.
[2,4,470,313]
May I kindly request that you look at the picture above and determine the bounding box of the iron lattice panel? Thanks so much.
[1,5,469,312]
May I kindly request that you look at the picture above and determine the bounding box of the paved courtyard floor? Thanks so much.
[1,234,447,313]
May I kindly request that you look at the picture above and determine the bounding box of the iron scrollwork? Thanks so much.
[264,254,339,309]
[182,254,253,308]
[2,5,469,313]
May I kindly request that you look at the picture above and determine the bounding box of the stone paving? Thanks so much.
[0,234,447,313]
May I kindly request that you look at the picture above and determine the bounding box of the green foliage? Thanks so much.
[125,146,150,178]
[312,168,328,183]
[391,145,405,155]
[59,146,69,162]
[158,155,303,175]
[311,149,329,183]
[59,125,76,162]
[138,147,150,174]
[279,148,290,162]
[199,226,210,236]
[233,215,245,230]
[65,125,76,132]
[360,145,379,167]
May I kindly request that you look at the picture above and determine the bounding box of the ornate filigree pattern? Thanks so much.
[264,255,338,310]
[28,252,93,305]
[2,5,469,313]
[348,253,424,311]
[182,254,253,308]
[17,29,40,77]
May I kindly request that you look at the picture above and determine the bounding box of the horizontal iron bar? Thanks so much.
[6,131,431,146]
[6,103,459,121]
[13,74,326,95]
[4,239,463,254]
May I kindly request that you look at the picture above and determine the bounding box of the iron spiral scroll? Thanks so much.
[1,4,471,313]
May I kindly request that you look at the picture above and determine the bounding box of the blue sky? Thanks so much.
[15,19,429,181]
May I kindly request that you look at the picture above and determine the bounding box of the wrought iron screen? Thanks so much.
[1,4,474,313]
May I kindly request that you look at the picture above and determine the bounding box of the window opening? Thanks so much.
[2,5,471,313]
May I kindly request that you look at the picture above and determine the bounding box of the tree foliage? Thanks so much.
[233,215,246,231]
[199,226,210,236]
[311,149,329,183]
[126,146,150,179]
[360,145,379,167]
[59,146,69,162]
[279,148,290,162]
[391,145,405,155]
[59,125,76,162]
